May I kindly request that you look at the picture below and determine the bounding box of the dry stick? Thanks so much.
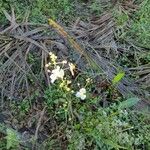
[40,41,51,85]
[25,43,32,60]
[44,53,51,86]
[10,71,16,100]
[4,52,27,73]
[40,42,46,72]
[33,106,46,149]
[48,19,88,59]
[73,17,80,29]
[48,19,98,71]
[0,42,13,56]
[4,52,43,91]
[12,35,49,54]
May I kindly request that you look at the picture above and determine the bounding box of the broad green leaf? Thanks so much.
[54,98,66,104]
[102,139,127,149]
[118,97,140,109]
[112,72,125,85]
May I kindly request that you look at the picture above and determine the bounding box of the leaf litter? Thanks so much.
[0,7,150,149]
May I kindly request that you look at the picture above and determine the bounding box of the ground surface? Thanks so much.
[0,0,150,150]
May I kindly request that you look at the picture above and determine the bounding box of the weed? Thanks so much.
[0,138,6,150]
[89,0,112,15]
[44,52,90,121]
[68,104,150,150]
[1,1,150,149]
[89,0,103,14]
[128,0,150,48]
[6,129,20,150]
[43,53,149,149]
[113,0,150,48]
[0,0,75,24]
[10,99,30,121]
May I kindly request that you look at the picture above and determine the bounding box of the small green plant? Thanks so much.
[112,6,129,40]
[114,9,129,27]
[43,52,150,149]
[89,0,103,14]
[0,0,75,24]
[18,100,30,114]
[44,52,94,121]
[67,102,150,150]
[89,0,112,14]
[10,99,30,121]
[32,0,74,22]
[128,0,150,48]
[6,129,20,149]
[0,138,6,150]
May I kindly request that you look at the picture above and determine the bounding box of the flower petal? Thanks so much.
[50,74,57,83]
[80,94,86,100]
[76,92,81,98]
[79,88,86,94]
[58,69,64,79]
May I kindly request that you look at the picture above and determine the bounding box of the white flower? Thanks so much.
[50,74,57,83]
[50,66,64,83]
[76,88,86,100]
[52,66,64,78]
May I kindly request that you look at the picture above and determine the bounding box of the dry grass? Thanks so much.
[0,9,149,107]
[0,9,68,102]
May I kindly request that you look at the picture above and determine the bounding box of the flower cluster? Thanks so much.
[50,66,64,83]
[76,88,86,100]
[45,52,87,100]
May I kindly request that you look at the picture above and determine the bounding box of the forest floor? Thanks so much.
[0,0,150,150]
